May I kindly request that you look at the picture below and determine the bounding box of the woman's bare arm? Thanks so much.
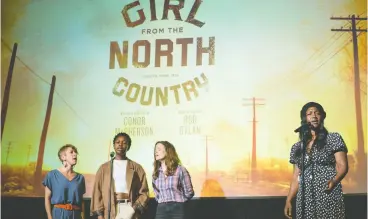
[334,151,349,183]
[286,165,300,203]
[44,186,53,219]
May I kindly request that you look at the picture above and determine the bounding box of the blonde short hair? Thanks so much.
[58,144,78,163]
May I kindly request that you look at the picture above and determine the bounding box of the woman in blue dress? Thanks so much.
[43,144,86,219]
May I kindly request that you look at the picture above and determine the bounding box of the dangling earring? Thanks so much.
[63,160,67,168]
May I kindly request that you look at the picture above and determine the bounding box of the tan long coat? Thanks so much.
[90,159,149,219]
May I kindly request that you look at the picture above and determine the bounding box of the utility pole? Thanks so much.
[5,142,12,165]
[202,135,213,179]
[24,145,32,177]
[1,43,18,140]
[243,97,265,182]
[34,76,56,194]
[26,145,32,164]
[331,14,367,188]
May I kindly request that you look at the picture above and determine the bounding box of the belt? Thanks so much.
[115,192,129,200]
[54,203,81,211]
[159,201,177,204]
[117,199,130,204]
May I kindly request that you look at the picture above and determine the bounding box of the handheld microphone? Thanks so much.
[294,122,312,133]
[110,151,115,158]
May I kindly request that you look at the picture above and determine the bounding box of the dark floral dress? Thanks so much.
[289,132,347,219]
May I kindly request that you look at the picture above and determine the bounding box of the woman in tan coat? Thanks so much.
[90,133,149,219]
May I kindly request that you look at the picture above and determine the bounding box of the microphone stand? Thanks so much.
[299,126,310,219]
[108,155,115,219]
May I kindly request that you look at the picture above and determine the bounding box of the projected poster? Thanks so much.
[1,0,367,198]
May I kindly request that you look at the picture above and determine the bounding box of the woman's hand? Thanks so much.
[284,201,292,219]
[325,178,337,193]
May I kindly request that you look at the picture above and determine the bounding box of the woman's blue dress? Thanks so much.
[42,169,85,219]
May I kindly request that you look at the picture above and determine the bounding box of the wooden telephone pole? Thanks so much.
[204,135,214,178]
[243,97,265,182]
[33,76,56,193]
[331,14,367,158]
[331,14,367,188]
[1,43,18,139]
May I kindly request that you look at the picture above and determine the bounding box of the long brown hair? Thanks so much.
[152,141,181,180]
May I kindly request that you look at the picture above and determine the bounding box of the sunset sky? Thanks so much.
[1,0,366,195]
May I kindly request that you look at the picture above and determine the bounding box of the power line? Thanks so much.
[301,30,345,65]
[278,24,351,86]
[1,39,50,85]
[54,91,90,127]
[295,22,350,74]
[308,39,352,74]
[294,11,367,76]
[331,15,366,185]
[1,38,90,128]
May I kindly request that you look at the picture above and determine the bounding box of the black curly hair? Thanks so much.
[113,132,132,150]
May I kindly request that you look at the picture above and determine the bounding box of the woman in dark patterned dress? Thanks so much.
[284,102,349,219]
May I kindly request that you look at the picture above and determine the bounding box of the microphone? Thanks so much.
[294,122,312,133]
[108,151,115,219]
[110,151,115,158]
